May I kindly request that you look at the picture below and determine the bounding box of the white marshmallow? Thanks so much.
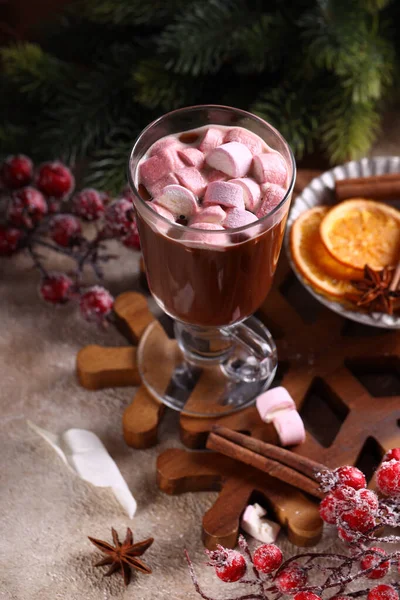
[176,167,207,197]
[224,128,264,155]
[206,142,253,178]
[223,208,258,229]
[190,205,226,225]
[256,183,287,218]
[204,181,245,210]
[207,169,229,183]
[272,409,306,447]
[182,222,228,247]
[149,136,182,156]
[155,184,199,218]
[147,173,179,198]
[256,386,296,423]
[147,201,174,222]
[230,177,261,211]
[198,127,224,152]
[241,503,281,544]
[177,147,205,169]
[253,152,288,186]
[139,149,181,188]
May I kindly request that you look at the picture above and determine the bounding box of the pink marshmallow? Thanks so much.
[183,221,228,247]
[198,127,224,153]
[206,142,253,178]
[253,152,288,186]
[176,167,207,197]
[256,387,296,423]
[224,127,264,156]
[223,208,258,229]
[190,205,226,225]
[272,409,306,447]
[149,136,182,156]
[147,201,174,221]
[139,149,180,188]
[207,169,229,183]
[256,183,287,218]
[203,181,245,210]
[177,147,204,169]
[155,184,199,218]
[147,173,179,198]
[230,177,261,211]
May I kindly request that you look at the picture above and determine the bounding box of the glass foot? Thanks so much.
[137,317,277,417]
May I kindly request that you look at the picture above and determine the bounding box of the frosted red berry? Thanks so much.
[337,526,357,544]
[207,546,246,583]
[294,593,322,600]
[335,466,366,490]
[8,187,48,228]
[376,459,400,496]
[358,489,379,513]
[253,544,282,573]
[50,215,81,247]
[361,547,390,579]
[79,286,114,323]
[40,273,73,304]
[36,161,75,198]
[0,226,24,255]
[72,188,105,221]
[319,493,338,524]
[1,154,33,189]
[340,506,376,533]
[275,563,307,593]
[104,198,133,236]
[383,448,400,462]
[367,584,399,600]
[123,219,141,250]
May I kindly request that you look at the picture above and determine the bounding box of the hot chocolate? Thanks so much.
[134,123,292,327]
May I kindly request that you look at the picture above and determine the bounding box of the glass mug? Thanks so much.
[128,105,295,416]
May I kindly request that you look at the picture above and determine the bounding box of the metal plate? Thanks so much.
[285,156,400,329]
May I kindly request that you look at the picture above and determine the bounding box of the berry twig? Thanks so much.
[187,450,400,600]
[0,154,141,324]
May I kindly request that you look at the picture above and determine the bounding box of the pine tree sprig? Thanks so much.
[72,0,187,26]
[133,59,199,111]
[1,43,73,102]
[320,96,381,163]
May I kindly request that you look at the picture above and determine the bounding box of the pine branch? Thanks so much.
[233,12,287,74]
[1,43,73,102]
[84,120,142,194]
[320,95,380,163]
[36,45,136,163]
[252,85,320,159]
[133,59,199,111]
[72,0,187,26]
[0,123,27,159]
[300,3,395,103]
[158,0,251,75]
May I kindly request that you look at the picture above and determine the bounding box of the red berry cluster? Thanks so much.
[0,154,141,325]
[187,450,400,600]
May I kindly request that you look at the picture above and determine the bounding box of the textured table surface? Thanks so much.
[1,116,400,600]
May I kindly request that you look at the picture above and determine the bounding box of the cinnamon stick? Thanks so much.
[212,426,327,480]
[335,173,400,202]
[206,432,325,499]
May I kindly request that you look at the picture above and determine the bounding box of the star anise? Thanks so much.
[88,527,153,586]
[350,264,400,315]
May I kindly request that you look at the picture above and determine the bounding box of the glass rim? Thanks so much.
[127,104,296,234]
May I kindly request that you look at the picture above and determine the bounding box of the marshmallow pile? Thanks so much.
[138,125,289,237]
[256,386,305,447]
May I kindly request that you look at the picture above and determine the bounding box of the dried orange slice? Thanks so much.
[320,199,400,271]
[290,206,362,298]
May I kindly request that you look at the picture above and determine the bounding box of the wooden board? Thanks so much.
[157,448,322,549]
[76,168,400,549]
